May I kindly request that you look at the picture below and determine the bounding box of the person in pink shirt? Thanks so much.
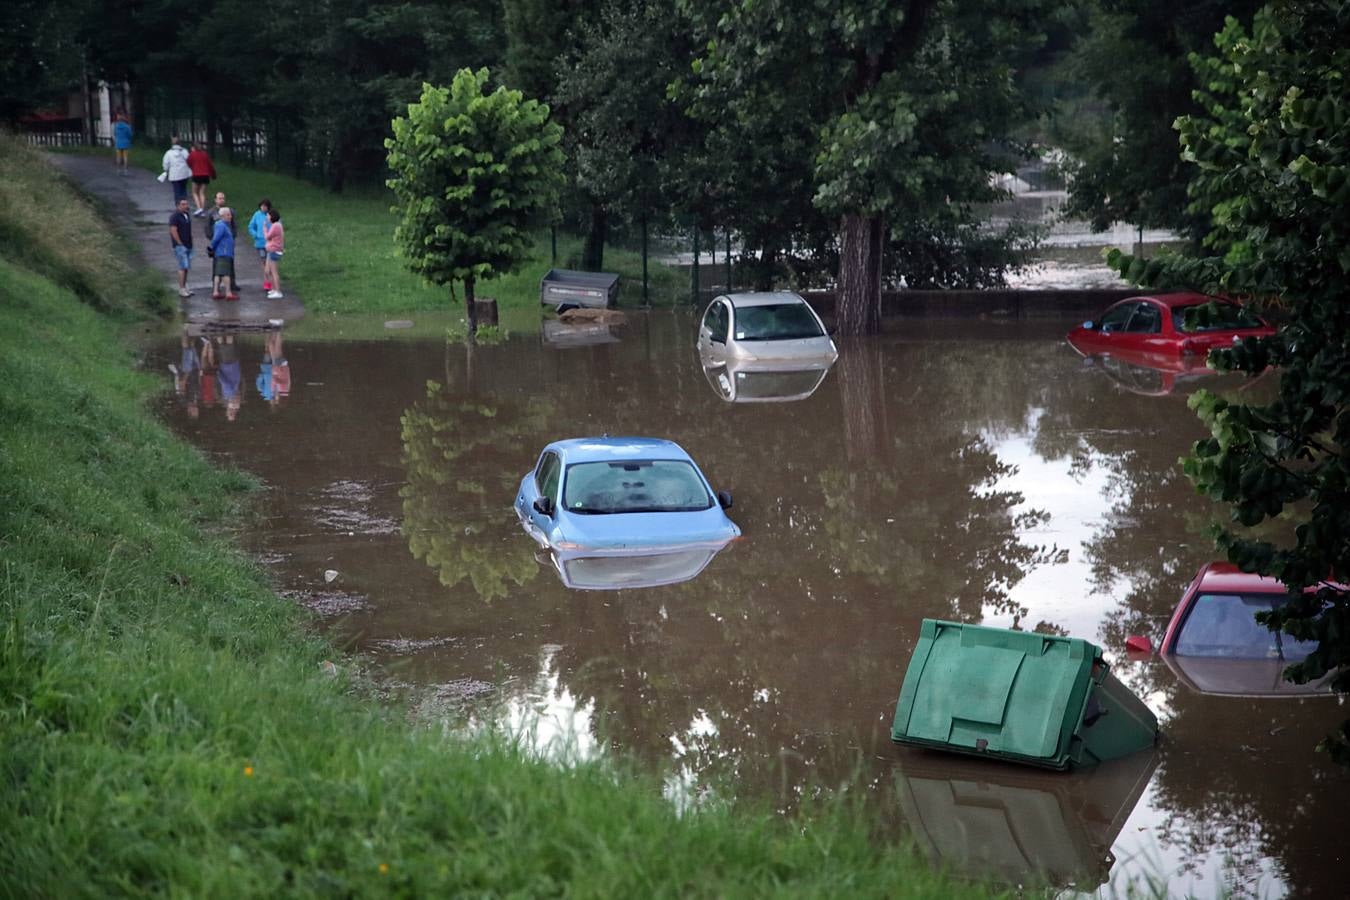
[264,208,285,299]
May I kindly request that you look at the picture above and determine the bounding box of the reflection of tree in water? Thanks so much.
[400,377,546,601]
[518,332,1071,799]
[1028,368,1350,896]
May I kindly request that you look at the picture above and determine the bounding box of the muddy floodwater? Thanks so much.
[151,313,1348,897]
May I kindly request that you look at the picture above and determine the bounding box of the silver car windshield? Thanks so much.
[562,460,713,514]
[734,304,824,341]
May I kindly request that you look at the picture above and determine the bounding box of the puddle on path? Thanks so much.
[149,313,1349,897]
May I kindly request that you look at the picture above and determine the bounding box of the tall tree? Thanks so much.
[1055,0,1264,241]
[553,0,692,273]
[685,0,1048,334]
[1107,2,1350,759]
[385,70,564,336]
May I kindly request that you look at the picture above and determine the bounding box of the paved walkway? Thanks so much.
[50,153,306,326]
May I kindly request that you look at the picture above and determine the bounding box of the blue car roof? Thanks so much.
[547,437,694,464]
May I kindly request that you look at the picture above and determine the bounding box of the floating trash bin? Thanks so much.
[891,619,1158,770]
[539,268,619,310]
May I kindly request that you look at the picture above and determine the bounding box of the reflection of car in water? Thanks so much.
[1133,562,1340,696]
[547,545,727,590]
[893,747,1158,889]
[514,437,739,555]
[1066,292,1274,361]
[701,356,835,403]
[1074,348,1233,397]
[697,291,837,365]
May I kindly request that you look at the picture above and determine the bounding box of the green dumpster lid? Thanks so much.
[893,619,1101,768]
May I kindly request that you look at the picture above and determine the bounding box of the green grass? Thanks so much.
[1,134,170,319]
[96,144,690,317]
[1,143,998,896]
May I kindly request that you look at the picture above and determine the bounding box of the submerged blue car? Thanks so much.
[514,437,740,555]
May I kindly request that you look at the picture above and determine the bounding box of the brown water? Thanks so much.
[152,314,1349,897]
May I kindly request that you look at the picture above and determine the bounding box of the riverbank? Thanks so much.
[0,136,997,895]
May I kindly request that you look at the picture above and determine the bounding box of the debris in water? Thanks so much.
[385,319,415,329]
[323,569,339,583]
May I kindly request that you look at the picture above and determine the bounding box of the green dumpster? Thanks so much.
[891,619,1157,770]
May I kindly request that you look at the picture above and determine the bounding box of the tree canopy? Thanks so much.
[385,70,564,333]
[1106,0,1350,759]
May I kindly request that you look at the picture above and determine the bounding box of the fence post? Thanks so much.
[690,227,700,305]
[641,213,649,307]
[725,228,731,292]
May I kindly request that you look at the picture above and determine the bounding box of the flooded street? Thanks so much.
[151,313,1348,897]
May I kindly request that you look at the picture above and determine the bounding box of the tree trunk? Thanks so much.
[582,205,608,270]
[754,242,778,291]
[218,117,235,163]
[836,213,884,335]
[463,274,478,340]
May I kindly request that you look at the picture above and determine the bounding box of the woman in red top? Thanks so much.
[186,143,217,216]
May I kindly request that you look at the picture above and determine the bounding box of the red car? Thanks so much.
[1132,562,1335,697]
[1067,293,1274,359]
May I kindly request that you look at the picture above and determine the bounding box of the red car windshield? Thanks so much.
[1174,593,1317,659]
[1171,303,1264,334]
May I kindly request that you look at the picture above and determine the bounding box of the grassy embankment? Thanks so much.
[1,135,996,895]
[105,144,687,326]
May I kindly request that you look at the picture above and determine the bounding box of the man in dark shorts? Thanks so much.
[209,207,238,300]
[169,198,194,298]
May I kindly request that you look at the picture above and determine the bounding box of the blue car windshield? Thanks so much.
[562,460,713,514]
[1172,303,1263,333]
[734,303,824,341]
[1174,593,1318,660]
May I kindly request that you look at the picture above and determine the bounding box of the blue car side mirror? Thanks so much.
[533,497,555,517]
[717,491,733,510]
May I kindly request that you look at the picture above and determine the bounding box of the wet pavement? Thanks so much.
[50,153,305,325]
[148,313,1349,897]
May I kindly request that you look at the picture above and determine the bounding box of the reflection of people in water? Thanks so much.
[169,329,202,419]
[216,335,242,421]
[200,336,218,408]
[267,330,291,403]
[256,347,274,403]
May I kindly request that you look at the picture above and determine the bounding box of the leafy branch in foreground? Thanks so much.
[1107,2,1350,760]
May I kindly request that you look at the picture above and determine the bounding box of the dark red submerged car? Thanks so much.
[1131,562,1340,697]
[1067,292,1275,361]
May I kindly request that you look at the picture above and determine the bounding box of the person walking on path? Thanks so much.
[160,136,191,207]
[264,208,285,299]
[186,142,217,216]
[169,197,195,298]
[112,112,133,176]
[209,207,238,301]
[247,199,272,288]
[205,191,241,292]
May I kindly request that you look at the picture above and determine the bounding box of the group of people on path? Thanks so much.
[171,327,293,422]
[159,135,286,302]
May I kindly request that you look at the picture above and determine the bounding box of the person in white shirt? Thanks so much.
[161,136,191,208]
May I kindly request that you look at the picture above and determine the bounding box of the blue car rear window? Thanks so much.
[562,460,712,514]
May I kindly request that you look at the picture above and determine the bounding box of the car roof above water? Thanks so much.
[1194,561,1287,595]
[719,291,809,308]
[546,436,693,464]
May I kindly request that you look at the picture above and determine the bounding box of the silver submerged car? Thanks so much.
[696,292,838,364]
